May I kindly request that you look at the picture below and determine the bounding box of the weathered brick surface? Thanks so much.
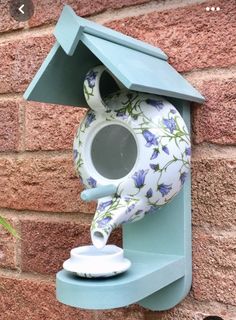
[25,102,86,151]
[106,0,236,73]
[144,297,236,320]
[192,229,236,306]
[20,218,122,274]
[192,156,236,229]
[28,0,151,28]
[0,3,24,33]
[0,217,17,270]
[0,0,236,318]
[0,156,96,213]
[0,276,95,320]
[0,100,20,151]
[96,305,144,320]
[0,35,53,94]
[0,0,151,34]
[192,78,236,145]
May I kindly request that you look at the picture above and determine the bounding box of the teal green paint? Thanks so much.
[55,101,192,311]
[82,34,204,103]
[56,252,185,310]
[24,41,100,106]
[136,101,192,310]
[24,6,205,106]
[54,5,168,60]
[81,185,117,201]
[22,5,204,311]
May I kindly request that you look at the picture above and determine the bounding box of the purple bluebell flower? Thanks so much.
[146,98,164,111]
[162,145,169,155]
[132,169,148,188]
[143,130,158,147]
[134,210,143,216]
[147,205,160,214]
[146,188,153,198]
[85,112,96,128]
[158,183,172,197]
[180,172,188,185]
[170,109,177,114]
[85,70,97,88]
[73,149,78,160]
[97,216,112,228]
[87,177,97,188]
[185,147,191,156]
[98,200,113,212]
[124,196,132,202]
[150,163,160,171]
[150,148,159,160]
[127,203,136,213]
[163,118,177,134]
[116,110,127,119]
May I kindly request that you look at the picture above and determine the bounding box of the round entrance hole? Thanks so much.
[91,124,137,179]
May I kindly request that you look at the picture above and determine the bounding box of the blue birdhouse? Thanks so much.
[24,5,204,311]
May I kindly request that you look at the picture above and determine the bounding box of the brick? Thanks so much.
[106,0,236,73]
[0,156,96,213]
[28,0,151,28]
[0,35,54,94]
[192,78,236,145]
[192,156,236,229]
[192,229,236,306]
[20,218,122,274]
[0,217,17,270]
[96,304,144,320]
[0,276,95,320]
[0,3,24,33]
[25,101,86,151]
[144,297,236,320]
[0,100,20,151]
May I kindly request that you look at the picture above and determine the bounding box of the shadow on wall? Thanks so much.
[203,317,224,320]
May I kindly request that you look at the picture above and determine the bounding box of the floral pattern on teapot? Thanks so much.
[73,65,191,248]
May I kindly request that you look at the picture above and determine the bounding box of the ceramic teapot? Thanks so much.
[73,65,191,249]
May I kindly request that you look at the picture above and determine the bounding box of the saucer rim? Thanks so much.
[63,257,131,277]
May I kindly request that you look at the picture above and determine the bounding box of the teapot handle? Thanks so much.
[83,65,125,112]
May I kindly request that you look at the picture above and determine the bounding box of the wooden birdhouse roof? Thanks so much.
[24,5,204,106]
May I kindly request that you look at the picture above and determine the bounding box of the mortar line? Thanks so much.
[0,0,207,45]
[90,0,207,23]
[0,267,236,313]
[0,143,235,160]
[14,218,22,272]
[183,65,236,82]
[192,143,236,160]
[192,225,236,236]
[0,24,54,45]
[18,101,26,152]
[0,92,23,100]
[0,268,54,282]
[0,149,72,159]
[0,63,235,103]
[0,208,93,223]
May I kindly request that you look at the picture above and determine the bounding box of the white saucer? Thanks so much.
[63,245,131,278]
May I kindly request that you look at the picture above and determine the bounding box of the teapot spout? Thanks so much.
[91,196,143,249]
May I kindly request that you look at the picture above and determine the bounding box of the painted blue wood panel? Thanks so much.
[56,252,185,309]
[24,41,100,106]
[82,34,205,103]
[54,5,168,60]
[24,5,205,106]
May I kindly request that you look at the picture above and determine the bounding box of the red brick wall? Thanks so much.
[0,0,235,319]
